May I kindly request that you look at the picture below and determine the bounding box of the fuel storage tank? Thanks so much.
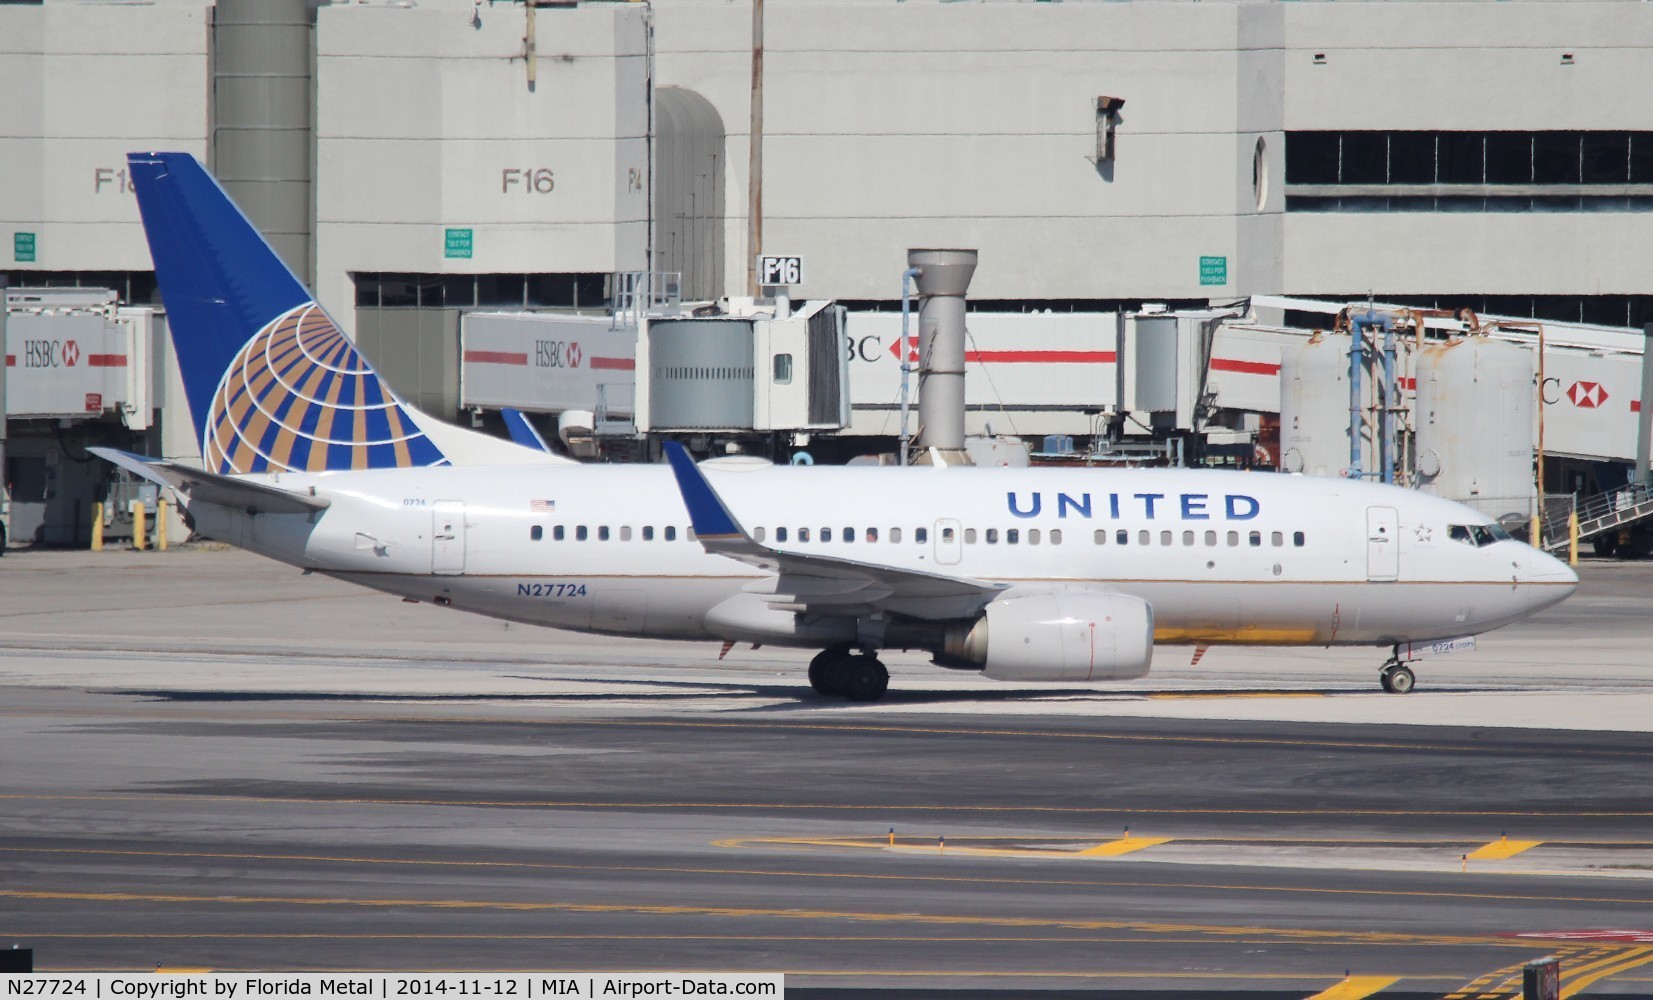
[1414,335,1535,523]
[1279,333,1379,479]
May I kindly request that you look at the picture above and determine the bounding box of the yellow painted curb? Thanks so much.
[1467,839,1542,860]
[1305,975,1401,1000]
[1078,837,1172,857]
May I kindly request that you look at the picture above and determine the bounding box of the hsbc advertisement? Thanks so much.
[4,312,129,418]
[459,312,636,416]
[1540,347,1646,462]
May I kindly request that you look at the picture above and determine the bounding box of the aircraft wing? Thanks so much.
[662,443,1004,612]
[90,448,331,516]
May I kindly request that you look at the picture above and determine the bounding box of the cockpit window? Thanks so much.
[1449,523,1509,547]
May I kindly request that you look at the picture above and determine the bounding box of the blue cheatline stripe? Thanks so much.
[662,442,744,539]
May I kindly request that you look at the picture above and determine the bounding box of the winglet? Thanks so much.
[500,408,553,454]
[662,442,746,540]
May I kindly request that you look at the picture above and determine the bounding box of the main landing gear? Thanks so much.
[808,645,890,702]
[1378,658,1416,694]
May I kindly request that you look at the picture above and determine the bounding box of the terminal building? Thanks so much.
[5,0,1653,548]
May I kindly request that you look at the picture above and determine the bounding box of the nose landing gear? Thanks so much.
[1378,659,1416,694]
[808,645,890,702]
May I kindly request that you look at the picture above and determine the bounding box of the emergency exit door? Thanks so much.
[432,501,466,575]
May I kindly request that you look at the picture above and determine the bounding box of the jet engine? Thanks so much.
[940,591,1154,682]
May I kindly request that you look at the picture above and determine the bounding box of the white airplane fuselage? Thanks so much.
[191,461,1575,651]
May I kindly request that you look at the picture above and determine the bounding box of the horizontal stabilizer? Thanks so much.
[90,448,330,516]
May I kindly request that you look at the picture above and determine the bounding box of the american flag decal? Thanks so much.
[530,499,556,512]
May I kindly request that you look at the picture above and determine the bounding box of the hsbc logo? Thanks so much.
[22,339,78,368]
[1566,381,1609,409]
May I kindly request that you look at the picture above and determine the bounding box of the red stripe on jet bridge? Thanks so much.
[4,355,12,368]
[88,354,127,367]
[964,350,1116,364]
[1209,358,1281,376]
[1635,400,1642,413]
[463,350,529,365]
[590,357,635,370]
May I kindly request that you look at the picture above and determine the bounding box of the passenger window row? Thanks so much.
[1090,528,1307,548]
[530,525,693,542]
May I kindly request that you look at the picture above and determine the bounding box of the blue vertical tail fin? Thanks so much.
[128,152,448,474]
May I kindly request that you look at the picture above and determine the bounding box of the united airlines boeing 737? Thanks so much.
[96,152,1578,701]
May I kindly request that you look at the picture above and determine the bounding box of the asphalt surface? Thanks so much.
[2,547,1652,997]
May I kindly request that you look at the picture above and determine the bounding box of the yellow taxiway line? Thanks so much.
[1467,838,1544,860]
[1078,837,1174,857]
[1304,975,1401,1000]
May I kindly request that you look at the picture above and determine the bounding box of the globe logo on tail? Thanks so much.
[204,304,446,474]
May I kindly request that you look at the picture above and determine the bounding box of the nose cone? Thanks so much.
[1522,546,1579,611]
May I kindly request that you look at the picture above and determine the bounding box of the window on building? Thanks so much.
[773,354,793,385]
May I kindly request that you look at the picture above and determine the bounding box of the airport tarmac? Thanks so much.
[2,546,1652,996]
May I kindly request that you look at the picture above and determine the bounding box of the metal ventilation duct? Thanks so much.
[909,248,978,452]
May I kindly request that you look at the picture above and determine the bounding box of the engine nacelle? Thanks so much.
[943,591,1155,682]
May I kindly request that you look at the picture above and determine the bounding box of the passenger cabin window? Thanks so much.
[1094,529,1107,545]
[821,528,833,542]
[844,527,855,543]
[1293,531,1306,547]
[754,527,766,543]
[986,529,999,544]
[642,526,653,541]
[687,528,696,541]
[1249,531,1262,547]
[598,526,610,541]
[799,528,811,542]
[1205,530,1217,546]
[1117,529,1129,545]
[1160,530,1173,546]
[665,526,677,541]
[1183,530,1195,546]
[965,529,978,544]
[576,525,589,541]
[938,528,952,543]
[776,527,788,543]
[1272,531,1284,547]
[531,525,543,541]
[620,526,632,541]
[1138,530,1150,546]
[917,527,929,543]
[554,525,566,541]
[1007,528,1019,544]
[1029,529,1041,545]
[1227,531,1239,546]
[867,527,879,542]
[889,527,900,543]
[1050,529,1062,545]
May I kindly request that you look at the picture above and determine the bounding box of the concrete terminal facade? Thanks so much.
[6,0,1653,541]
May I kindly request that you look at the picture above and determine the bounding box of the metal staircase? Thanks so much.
[1541,482,1653,553]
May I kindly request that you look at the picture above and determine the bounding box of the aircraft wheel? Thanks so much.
[840,655,890,703]
[808,649,845,696]
[1379,667,1395,694]
[1386,665,1416,695]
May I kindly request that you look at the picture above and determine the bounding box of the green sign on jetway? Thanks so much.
[1199,255,1227,286]
[444,228,473,260]
[14,232,36,263]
